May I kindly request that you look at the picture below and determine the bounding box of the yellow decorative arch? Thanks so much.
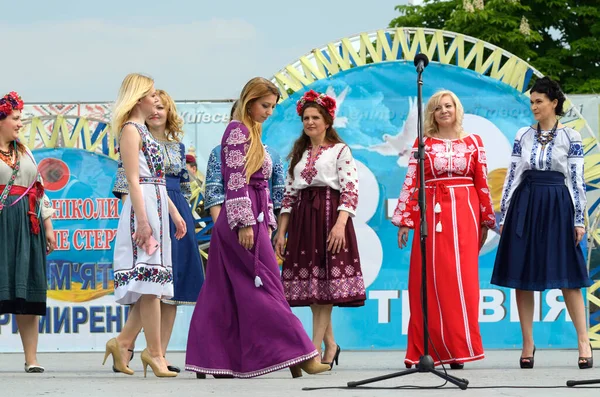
[20,115,118,160]
[271,27,600,347]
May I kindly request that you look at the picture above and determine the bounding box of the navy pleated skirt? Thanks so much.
[492,170,592,291]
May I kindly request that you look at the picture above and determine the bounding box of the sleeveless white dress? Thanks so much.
[112,122,173,304]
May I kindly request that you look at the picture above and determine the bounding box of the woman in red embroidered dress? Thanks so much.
[392,90,496,369]
[274,90,366,369]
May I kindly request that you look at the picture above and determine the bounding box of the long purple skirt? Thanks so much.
[185,185,318,378]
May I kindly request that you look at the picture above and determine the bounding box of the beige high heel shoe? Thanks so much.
[103,338,134,375]
[289,357,331,378]
[140,349,177,378]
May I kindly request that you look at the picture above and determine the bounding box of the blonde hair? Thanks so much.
[112,73,154,137]
[156,89,184,142]
[232,77,280,181]
[424,90,465,137]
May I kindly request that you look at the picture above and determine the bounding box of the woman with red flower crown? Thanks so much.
[0,91,57,373]
[274,90,366,370]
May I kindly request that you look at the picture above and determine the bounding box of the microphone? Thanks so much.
[414,53,429,73]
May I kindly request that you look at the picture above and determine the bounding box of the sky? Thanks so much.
[1,0,408,102]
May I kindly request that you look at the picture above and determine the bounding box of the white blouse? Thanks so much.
[281,143,359,216]
[500,126,586,227]
[0,147,55,220]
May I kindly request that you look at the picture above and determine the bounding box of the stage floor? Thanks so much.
[1,350,599,396]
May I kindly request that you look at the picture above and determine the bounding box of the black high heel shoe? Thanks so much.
[578,343,593,369]
[519,346,536,369]
[164,356,180,373]
[112,349,134,373]
[321,345,341,370]
[450,363,464,370]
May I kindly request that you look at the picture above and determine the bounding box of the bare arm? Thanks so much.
[209,205,221,224]
[120,125,152,245]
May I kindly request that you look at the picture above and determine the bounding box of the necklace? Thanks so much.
[0,145,12,156]
[0,143,15,168]
[535,121,559,148]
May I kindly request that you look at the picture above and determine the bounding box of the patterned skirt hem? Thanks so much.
[491,277,592,291]
[404,353,485,366]
[287,295,366,307]
[184,350,319,378]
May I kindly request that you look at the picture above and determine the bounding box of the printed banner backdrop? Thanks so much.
[263,61,590,349]
[1,74,597,353]
[0,148,129,351]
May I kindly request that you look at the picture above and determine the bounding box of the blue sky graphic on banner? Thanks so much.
[263,61,583,349]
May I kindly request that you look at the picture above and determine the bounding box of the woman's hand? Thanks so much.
[327,222,346,254]
[133,221,152,248]
[274,232,286,259]
[398,227,410,249]
[575,226,585,245]
[172,211,187,240]
[238,226,254,250]
[44,218,56,254]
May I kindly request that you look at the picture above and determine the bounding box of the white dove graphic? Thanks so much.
[351,97,418,166]
[325,86,350,128]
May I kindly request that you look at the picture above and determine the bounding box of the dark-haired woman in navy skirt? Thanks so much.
[492,77,593,370]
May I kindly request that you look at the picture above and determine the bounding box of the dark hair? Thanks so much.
[287,102,344,178]
[187,161,197,168]
[230,100,238,119]
[530,77,566,116]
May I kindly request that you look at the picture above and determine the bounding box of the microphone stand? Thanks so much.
[347,57,469,390]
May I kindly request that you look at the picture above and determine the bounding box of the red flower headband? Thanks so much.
[296,89,336,118]
[0,91,24,119]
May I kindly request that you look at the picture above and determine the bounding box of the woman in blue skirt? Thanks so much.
[492,77,593,369]
[112,89,205,373]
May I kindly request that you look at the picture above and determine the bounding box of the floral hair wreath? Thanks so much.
[296,89,336,118]
[0,91,24,119]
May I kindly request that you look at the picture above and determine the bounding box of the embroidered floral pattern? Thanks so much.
[225,127,248,145]
[393,135,496,229]
[226,196,255,229]
[300,145,331,185]
[227,172,246,191]
[114,265,173,289]
[225,149,245,168]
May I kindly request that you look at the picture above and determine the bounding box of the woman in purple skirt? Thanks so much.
[185,77,330,379]
[274,90,366,369]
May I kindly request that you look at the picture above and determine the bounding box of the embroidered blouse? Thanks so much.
[391,134,496,229]
[499,126,586,227]
[204,144,285,211]
[112,140,192,200]
[0,147,55,220]
[221,121,277,231]
[281,143,359,216]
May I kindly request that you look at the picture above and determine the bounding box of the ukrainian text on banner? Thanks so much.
[0,148,129,351]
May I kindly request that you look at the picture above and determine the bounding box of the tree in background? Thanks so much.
[389,0,600,94]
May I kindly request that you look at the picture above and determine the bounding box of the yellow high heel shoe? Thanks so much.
[289,357,331,378]
[103,338,134,375]
[140,349,177,378]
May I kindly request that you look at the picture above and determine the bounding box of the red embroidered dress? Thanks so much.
[281,143,366,307]
[392,135,496,366]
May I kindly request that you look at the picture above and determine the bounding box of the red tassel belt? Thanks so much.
[0,182,44,235]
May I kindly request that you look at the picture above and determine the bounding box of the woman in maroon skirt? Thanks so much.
[274,90,366,369]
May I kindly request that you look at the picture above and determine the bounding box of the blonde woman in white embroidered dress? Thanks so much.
[103,74,186,378]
